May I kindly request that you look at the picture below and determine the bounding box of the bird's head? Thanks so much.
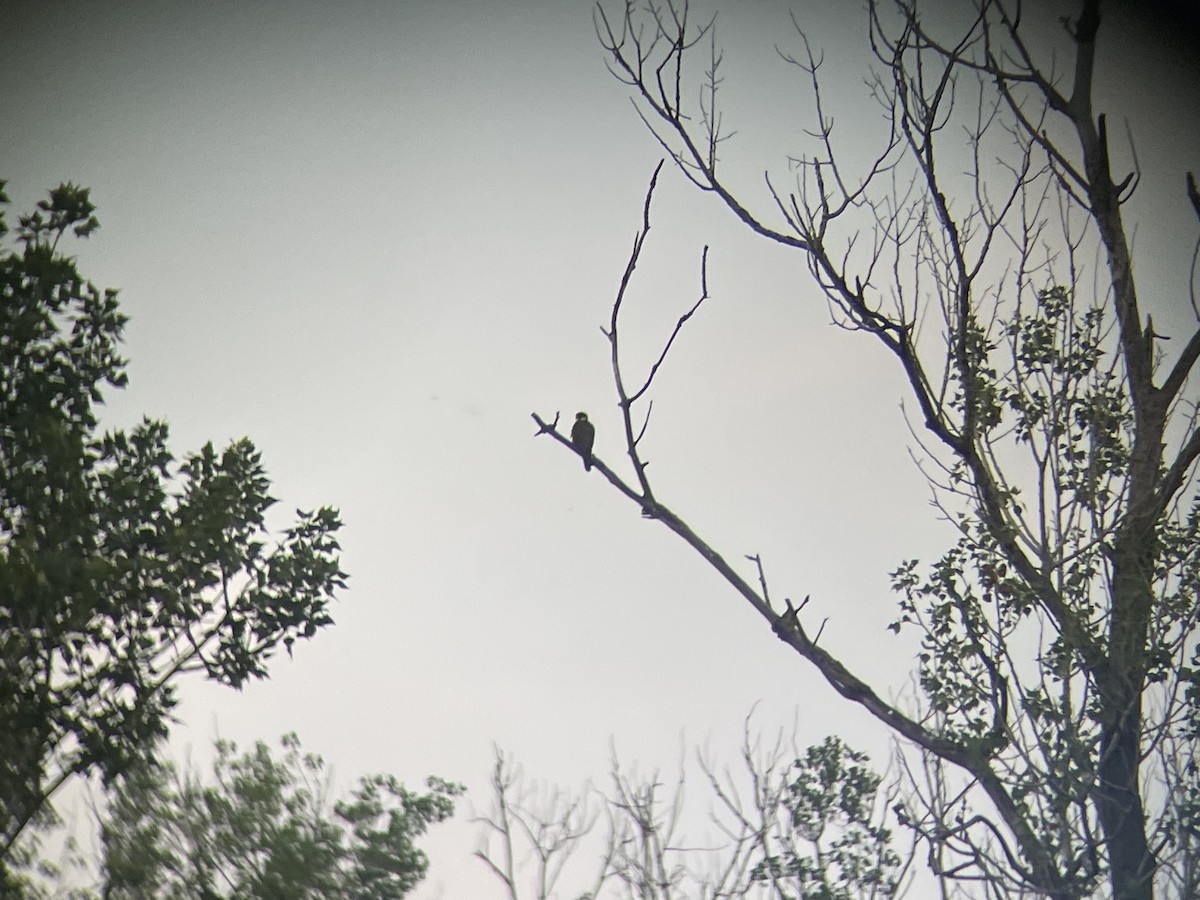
[576,412,589,421]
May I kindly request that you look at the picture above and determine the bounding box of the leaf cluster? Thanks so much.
[750,737,901,900]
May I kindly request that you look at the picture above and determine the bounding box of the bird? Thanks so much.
[571,412,595,471]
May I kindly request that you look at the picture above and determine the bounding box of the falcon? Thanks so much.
[571,412,595,471]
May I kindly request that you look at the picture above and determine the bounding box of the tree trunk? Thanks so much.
[1095,521,1158,899]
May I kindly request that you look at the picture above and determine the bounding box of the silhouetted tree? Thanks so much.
[0,183,346,889]
[534,2,1200,897]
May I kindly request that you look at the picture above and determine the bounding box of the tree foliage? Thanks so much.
[0,182,347,880]
[533,1,1200,897]
[97,733,462,899]
[750,738,901,900]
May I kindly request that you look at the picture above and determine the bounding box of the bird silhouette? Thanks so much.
[571,412,595,471]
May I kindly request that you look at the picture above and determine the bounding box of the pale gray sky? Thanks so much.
[4,0,1198,896]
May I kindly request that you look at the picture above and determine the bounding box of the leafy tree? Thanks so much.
[533,1,1200,898]
[98,733,463,899]
[0,182,347,883]
[750,738,901,900]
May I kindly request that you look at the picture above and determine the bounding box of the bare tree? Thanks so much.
[475,749,614,900]
[477,719,910,899]
[533,2,1200,898]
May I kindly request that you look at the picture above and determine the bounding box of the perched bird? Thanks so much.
[571,412,595,471]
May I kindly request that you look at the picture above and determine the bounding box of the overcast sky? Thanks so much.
[4,0,1198,896]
